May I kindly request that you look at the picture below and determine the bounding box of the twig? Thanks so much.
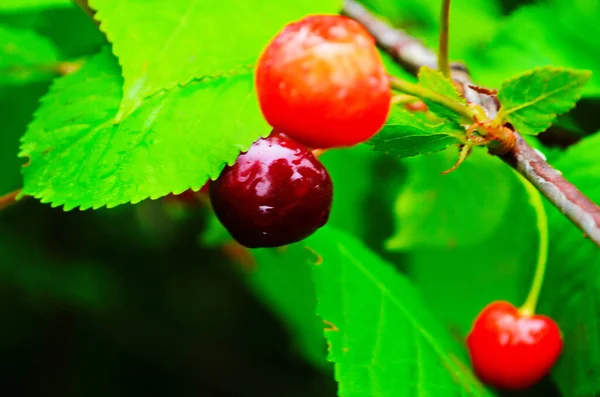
[72,0,98,23]
[343,0,600,247]
[0,188,22,210]
[501,135,600,244]
[438,0,451,78]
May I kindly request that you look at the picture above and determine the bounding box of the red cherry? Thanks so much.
[210,133,332,248]
[467,301,563,390]
[256,15,391,149]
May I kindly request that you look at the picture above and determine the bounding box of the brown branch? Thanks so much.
[343,0,600,247]
[71,0,98,23]
[0,188,22,211]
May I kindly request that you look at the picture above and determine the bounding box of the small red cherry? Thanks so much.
[256,15,391,149]
[210,133,332,248]
[467,301,563,390]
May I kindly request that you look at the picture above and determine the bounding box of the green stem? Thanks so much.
[438,0,451,78]
[389,77,474,122]
[516,172,549,316]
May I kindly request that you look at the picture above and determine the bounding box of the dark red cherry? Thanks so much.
[210,133,333,248]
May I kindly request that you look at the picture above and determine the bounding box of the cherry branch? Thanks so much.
[343,0,600,247]
[0,189,22,211]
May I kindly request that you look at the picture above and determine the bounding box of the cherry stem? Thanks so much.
[516,172,549,317]
[391,94,419,105]
[311,148,327,158]
[0,188,22,211]
[438,0,451,78]
[389,76,475,123]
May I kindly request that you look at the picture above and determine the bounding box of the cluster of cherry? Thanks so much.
[209,15,391,248]
[180,14,563,392]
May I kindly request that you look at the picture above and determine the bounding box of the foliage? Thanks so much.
[308,226,494,397]
[497,67,591,135]
[1,0,600,396]
[541,133,600,397]
[20,48,269,209]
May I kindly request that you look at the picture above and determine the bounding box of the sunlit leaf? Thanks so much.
[20,48,269,210]
[369,106,462,158]
[498,67,591,135]
[307,226,495,397]
[88,0,342,116]
[386,148,514,250]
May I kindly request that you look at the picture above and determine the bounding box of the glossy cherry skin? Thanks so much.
[256,15,391,149]
[467,301,563,390]
[210,134,332,248]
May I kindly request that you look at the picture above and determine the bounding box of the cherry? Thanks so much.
[255,15,391,149]
[209,133,332,248]
[466,301,563,390]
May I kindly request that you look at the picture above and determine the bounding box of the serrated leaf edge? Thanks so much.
[498,66,592,134]
[18,52,264,211]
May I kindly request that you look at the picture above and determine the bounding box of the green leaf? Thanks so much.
[498,66,591,135]
[0,0,71,12]
[540,132,600,397]
[20,48,269,210]
[0,23,58,85]
[320,145,381,237]
[250,245,329,370]
[88,0,342,116]
[418,66,467,124]
[321,145,404,248]
[386,148,514,250]
[0,83,49,195]
[369,106,462,158]
[307,226,494,397]
[468,0,600,98]
[406,181,537,336]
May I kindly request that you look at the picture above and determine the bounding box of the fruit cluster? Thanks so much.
[202,13,565,392]
[209,15,391,248]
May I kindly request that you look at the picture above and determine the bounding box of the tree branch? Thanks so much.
[72,0,97,23]
[343,0,600,247]
[0,188,22,211]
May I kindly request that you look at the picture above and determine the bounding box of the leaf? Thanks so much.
[321,145,405,249]
[0,23,58,85]
[320,145,382,237]
[20,48,269,210]
[0,0,71,12]
[307,226,495,397]
[404,170,537,336]
[386,148,514,250]
[88,0,342,116]
[418,66,467,124]
[540,132,600,397]
[33,6,107,59]
[249,245,329,371]
[498,66,591,135]
[468,0,600,98]
[0,83,49,195]
[368,106,462,158]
